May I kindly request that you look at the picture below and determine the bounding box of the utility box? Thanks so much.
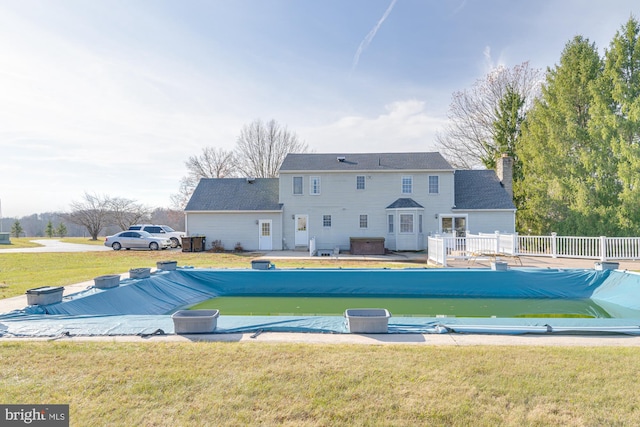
[172,309,219,334]
[26,286,64,306]
[0,232,10,244]
[349,237,385,255]
[345,308,391,333]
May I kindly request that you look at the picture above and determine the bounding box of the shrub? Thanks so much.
[211,239,225,252]
[234,242,244,252]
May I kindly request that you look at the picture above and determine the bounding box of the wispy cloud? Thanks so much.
[451,0,467,16]
[351,0,398,71]
[301,100,446,153]
[482,45,507,72]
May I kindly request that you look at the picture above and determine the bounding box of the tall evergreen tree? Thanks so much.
[517,36,612,235]
[45,220,54,238]
[492,86,525,176]
[591,17,640,234]
[11,220,23,238]
[56,222,68,238]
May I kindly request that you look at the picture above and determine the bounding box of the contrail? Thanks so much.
[352,0,398,71]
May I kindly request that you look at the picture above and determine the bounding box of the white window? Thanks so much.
[356,175,365,190]
[400,214,414,233]
[429,176,439,194]
[419,214,423,233]
[323,215,332,227]
[293,176,303,195]
[388,215,394,233]
[401,176,412,194]
[359,214,368,229]
[310,176,321,195]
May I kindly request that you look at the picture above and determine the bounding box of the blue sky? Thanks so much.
[1,0,638,217]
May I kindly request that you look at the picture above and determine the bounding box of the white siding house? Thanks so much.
[184,152,516,252]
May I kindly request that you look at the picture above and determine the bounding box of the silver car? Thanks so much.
[104,230,171,251]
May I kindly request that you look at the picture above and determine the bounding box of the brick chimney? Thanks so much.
[496,154,513,199]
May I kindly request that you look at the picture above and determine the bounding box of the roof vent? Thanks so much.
[246,177,256,183]
[337,156,346,162]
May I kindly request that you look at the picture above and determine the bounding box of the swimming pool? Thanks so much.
[1,267,640,336]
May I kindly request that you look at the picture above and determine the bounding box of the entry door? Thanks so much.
[258,220,272,250]
[294,214,308,246]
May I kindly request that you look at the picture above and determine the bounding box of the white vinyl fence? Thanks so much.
[428,232,640,267]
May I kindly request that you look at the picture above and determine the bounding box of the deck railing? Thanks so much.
[428,232,640,266]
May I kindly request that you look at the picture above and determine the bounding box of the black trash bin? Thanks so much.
[192,236,206,252]
[181,237,193,252]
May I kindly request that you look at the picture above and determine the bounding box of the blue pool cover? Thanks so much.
[1,267,640,337]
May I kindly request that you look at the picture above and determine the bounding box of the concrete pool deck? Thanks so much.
[3,331,640,347]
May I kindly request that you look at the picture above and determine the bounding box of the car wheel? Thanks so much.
[112,242,122,251]
[170,237,179,248]
[149,242,159,251]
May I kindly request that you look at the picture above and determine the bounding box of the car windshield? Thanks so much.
[162,226,176,232]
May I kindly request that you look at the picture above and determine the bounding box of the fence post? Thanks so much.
[551,232,557,258]
[513,232,519,256]
[600,236,607,262]
[495,231,500,254]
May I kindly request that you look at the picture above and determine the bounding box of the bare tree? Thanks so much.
[109,197,151,230]
[64,193,112,240]
[171,147,236,209]
[436,62,543,169]
[64,193,149,239]
[235,119,308,178]
[186,147,236,179]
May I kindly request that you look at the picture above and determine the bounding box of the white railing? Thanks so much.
[428,232,640,266]
[606,237,640,259]
[427,236,447,266]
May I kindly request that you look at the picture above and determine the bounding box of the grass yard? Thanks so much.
[1,342,639,426]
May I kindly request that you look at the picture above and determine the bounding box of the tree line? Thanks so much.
[5,202,184,240]
[437,16,640,237]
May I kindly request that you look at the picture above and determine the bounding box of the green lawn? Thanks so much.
[1,342,639,426]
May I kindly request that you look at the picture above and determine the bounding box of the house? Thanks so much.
[184,152,516,252]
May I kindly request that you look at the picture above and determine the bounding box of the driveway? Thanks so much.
[0,239,113,253]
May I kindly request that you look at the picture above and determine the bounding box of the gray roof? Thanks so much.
[185,178,282,211]
[454,170,515,210]
[279,152,453,171]
[386,198,424,209]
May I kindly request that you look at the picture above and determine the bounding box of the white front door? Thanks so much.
[294,214,308,246]
[258,220,272,250]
